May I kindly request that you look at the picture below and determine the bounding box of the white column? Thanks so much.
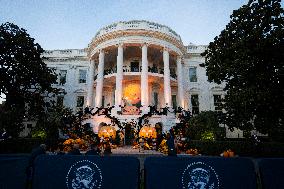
[86,60,95,107]
[177,56,185,108]
[141,44,149,109]
[115,44,123,108]
[95,50,105,107]
[163,48,172,107]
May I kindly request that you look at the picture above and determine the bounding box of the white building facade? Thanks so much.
[43,20,241,137]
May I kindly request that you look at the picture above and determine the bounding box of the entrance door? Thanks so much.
[131,61,139,72]
[124,124,133,145]
[172,95,177,109]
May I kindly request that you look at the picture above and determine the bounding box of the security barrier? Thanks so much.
[144,156,257,189]
[258,158,284,189]
[1,154,283,189]
[32,155,140,189]
[0,155,30,189]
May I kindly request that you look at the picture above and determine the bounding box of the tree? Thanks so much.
[185,111,225,141]
[202,0,284,137]
[0,22,57,136]
[33,103,73,140]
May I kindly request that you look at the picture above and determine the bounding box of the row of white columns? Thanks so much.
[87,44,185,110]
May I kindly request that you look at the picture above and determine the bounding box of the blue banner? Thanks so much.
[0,155,30,189]
[144,156,257,189]
[32,155,140,189]
[258,158,284,189]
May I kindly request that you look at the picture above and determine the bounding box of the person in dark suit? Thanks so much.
[85,144,100,155]
[103,141,112,156]
[166,133,177,157]
[55,143,65,155]
[26,144,47,189]
[67,144,81,155]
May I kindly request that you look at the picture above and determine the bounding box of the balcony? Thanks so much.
[94,65,177,81]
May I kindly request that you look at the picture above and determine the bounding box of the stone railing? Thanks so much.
[186,45,207,54]
[43,49,87,57]
[94,20,182,41]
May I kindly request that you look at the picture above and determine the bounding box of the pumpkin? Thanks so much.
[223,151,229,157]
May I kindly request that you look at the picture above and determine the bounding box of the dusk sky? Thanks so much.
[0,0,251,50]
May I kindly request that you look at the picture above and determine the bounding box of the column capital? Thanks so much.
[116,43,124,47]
[163,46,170,52]
[140,42,149,48]
[99,48,105,54]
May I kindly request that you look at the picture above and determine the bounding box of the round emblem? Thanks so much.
[66,160,103,189]
[181,161,220,189]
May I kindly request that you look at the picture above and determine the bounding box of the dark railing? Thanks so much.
[104,68,117,76]
[97,66,177,79]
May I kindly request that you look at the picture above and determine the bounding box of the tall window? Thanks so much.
[214,95,222,112]
[112,92,115,106]
[79,70,87,83]
[102,96,105,107]
[154,92,158,107]
[191,94,199,114]
[189,67,197,82]
[172,95,177,109]
[57,96,64,107]
[77,96,84,108]
[59,70,67,85]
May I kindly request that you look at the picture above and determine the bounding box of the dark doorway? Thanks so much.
[125,124,134,145]
[131,61,139,72]
[155,123,163,150]
[172,95,177,110]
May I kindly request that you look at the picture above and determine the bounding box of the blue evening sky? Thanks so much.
[0,0,250,50]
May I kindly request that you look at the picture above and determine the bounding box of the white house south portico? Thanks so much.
[43,20,239,137]
[85,20,187,131]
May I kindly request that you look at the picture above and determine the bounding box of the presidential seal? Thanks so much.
[66,160,103,189]
[181,161,220,189]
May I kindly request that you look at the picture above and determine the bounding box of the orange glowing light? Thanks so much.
[98,126,116,139]
[123,83,141,105]
[139,124,157,138]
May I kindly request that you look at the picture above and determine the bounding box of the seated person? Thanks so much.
[85,144,100,155]
[103,142,112,155]
[55,143,65,155]
[67,144,81,155]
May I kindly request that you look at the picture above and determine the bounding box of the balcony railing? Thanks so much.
[94,66,177,80]
[94,20,182,42]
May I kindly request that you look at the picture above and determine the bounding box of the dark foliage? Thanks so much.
[186,140,284,157]
[185,111,226,140]
[202,0,284,136]
[0,22,57,136]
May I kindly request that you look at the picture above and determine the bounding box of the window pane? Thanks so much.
[154,92,158,106]
[59,70,67,85]
[102,96,105,107]
[172,95,177,109]
[214,95,222,111]
[77,96,84,107]
[131,62,139,72]
[79,70,87,83]
[189,67,197,82]
[191,94,199,114]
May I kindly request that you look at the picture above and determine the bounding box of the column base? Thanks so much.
[112,106,122,115]
[140,106,150,114]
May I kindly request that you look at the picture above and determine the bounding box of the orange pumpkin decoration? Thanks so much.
[223,151,229,157]
[228,149,235,157]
